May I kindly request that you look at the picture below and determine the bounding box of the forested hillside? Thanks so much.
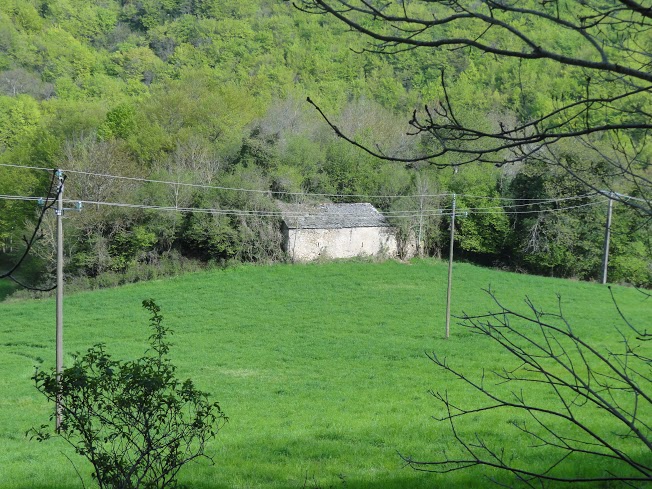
[0,0,650,290]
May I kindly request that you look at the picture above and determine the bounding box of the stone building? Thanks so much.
[280,202,399,262]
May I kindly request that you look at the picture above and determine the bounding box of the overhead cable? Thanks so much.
[0,193,606,219]
[0,171,62,292]
[0,163,605,203]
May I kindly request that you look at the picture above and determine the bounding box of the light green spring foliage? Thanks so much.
[0,0,649,286]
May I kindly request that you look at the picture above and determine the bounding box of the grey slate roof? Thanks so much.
[280,203,391,230]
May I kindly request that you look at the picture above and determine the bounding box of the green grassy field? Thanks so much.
[0,259,649,488]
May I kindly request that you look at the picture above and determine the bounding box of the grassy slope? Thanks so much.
[0,259,649,488]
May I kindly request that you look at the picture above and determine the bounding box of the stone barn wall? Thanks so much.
[279,202,407,262]
[283,225,398,262]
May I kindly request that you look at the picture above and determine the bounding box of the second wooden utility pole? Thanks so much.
[445,194,456,339]
[55,169,64,431]
[601,192,614,285]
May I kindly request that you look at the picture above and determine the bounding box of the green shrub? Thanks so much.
[30,300,227,489]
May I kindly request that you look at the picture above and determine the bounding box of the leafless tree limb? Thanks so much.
[295,0,652,215]
[402,289,652,485]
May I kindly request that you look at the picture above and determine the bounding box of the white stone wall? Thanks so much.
[285,226,398,262]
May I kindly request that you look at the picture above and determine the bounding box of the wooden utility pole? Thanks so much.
[55,169,64,431]
[601,193,614,285]
[445,194,456,338]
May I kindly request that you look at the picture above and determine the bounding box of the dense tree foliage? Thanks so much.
[0,0,649,290]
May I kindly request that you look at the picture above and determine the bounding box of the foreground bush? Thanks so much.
[31,299,227,489]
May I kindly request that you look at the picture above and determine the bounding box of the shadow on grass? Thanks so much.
[17,478,425,489]
[186,473,486,489]
[8,459,489,489]
[0,279,18,301]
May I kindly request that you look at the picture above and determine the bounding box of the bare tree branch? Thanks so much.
[295,0,652,215]
[401,289,652,485]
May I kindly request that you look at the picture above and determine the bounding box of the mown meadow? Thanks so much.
[0,259,649,488]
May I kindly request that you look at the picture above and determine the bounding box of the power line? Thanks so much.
[452,192,601,202]
[0,164,449,200]
[0,162,606,203]
[62,167,599,203]
[0,163,54,172]
[614,193,648,204]
[0,171,61,292]
[0,194,43,202]
[466,200,605,215]
[0,193,606,219]
[444,194,601,212]
[59,168,601,202]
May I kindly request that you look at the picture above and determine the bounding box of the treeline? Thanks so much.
[0,0,649,290]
